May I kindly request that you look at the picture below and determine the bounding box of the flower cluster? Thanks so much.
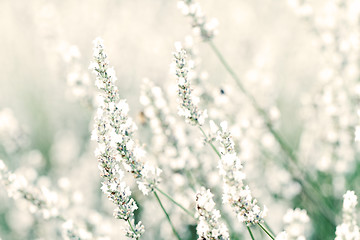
[89,38,144,238]
[173,45,207,126]
[215,121,267,225]
[0,160,58,219]
[282,208,310,240]
[173,42,266,226]
[177,0,219,41]
[195,187,229,240]
[0,108,28,153]
[0,158,111,240]
[276,231,289,240]
[90,37,163,238]
[61,220,109,240]
[140,78,177,155]
[335,191,360,240]
[90,37,162,194]
[297,0,360,174]
[125,220,145,239]
[62,43,94,106]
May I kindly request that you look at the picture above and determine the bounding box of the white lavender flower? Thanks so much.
[335,191,360,240]
[195,187,229,240]
[172,46,266,225]
[173,45,207,126]
[177,0,219,41]
[297,0,360,174]
[0,108,28,153]
[0,159,59,219]
[276,231,289,240]
[140,78,187,169]
[282,208,309,240]
[140,78,174,153]
[125,219,145,239]
[90,37,164,238]
[57,41,95,106]
[90,37,146,238]
[0,159,110,240]
[91,38,162,195]
[216,121,267,225]
[62,220,95,240]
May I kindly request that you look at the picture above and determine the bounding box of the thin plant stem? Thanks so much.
[155,187,196,219]
[184,169,197,191]
[247,226,255,240]
[154,191,182,240]
[259,144,336,226]
[258,223,275,240]
[208,40,296,163]
[263,221,275,237]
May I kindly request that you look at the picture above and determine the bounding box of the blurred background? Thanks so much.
[0,0,358,239]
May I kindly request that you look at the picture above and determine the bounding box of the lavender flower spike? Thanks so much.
[90,37,149,238]
[216,121,267,225]
[195,187,230,240]
[335,191,360,240]
[177,0,219,41]
[173,43,207,126]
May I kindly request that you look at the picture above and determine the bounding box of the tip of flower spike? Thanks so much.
[177,1,190,15]
[343,190,358,210]
[220,121,228,131]
[174,41,183,52]
[93,37,104,47]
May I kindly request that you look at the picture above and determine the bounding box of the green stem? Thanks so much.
[184,169,197,191]
[247,226,255,240]
[263,221,275,237]
[208,40,296,164]
[259,144,336,226]
[258,223,275,240]
[154,191,182,240]
[155,187,196,219]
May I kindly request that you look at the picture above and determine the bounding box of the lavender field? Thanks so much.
[0,0,359,239]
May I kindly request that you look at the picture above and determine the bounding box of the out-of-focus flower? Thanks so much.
[276,231,289,240]
[282,208,309,240]
[0,159,58,219]
[335,191,360,240]
[177,0,219,41]
[216,121,267,225]
[90,37,164,238]
[195,187,229,240]
[0,108,28,153]
[90,37,146,238]
[173,45,207,126]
